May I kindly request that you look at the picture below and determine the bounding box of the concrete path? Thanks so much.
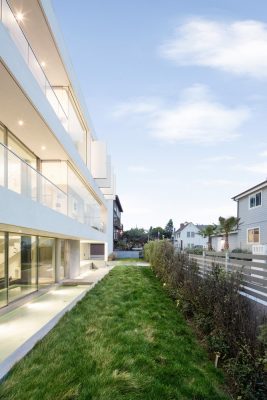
[0,265,113,380]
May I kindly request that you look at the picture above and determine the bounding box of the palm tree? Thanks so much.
[218,216,240,251]
[199,225,217,251]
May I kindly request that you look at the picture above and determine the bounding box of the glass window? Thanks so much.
[187,232,190,238]
[249,192,261,208]
[248,228,260,243]
[191,232,195,238]
[0,123,5,144]
[7,133,37,198]
[8,133,36,168]
[60,240,66,280]
[38,237,55,286]
[0,124,6,187]
[8,234,37,303]
[0,234,7,308]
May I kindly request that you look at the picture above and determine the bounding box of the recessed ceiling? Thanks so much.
[8,0,69,86]
[0,61,67,160]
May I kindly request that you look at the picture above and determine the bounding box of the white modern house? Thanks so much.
[174,222,207,250]
[0,0,116,309]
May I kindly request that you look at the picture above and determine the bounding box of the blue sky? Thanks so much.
[53,0,267,230]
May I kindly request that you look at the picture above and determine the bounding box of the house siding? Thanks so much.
[237,187,267,250]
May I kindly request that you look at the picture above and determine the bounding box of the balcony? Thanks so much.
[0,143,105,232]
[0,0,87,163]
[113,216,123,230]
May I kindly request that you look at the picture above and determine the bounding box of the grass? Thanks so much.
[0,266,229,400]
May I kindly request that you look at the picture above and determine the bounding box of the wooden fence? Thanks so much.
[189,251,267,306]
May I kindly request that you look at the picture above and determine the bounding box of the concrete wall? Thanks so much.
[114,251,140,259]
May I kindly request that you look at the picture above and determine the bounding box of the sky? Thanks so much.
[53,0,267,230]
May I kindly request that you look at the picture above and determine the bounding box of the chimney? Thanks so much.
[180,223,185,229]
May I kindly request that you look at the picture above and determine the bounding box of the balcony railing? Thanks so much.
[0,0,86,162]
[0,143,105,232]
[0,142,67,214]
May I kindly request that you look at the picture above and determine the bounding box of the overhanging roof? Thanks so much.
[232,180,267,201]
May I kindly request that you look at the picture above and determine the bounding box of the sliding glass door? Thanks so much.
[8,234,37,303]
[0,234,7,308]
[38,237,56,287]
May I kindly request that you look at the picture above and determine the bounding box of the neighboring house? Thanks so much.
[233,180,267,251]
[113,195,123,246]
[174,222,207,250]
[0,0,116,310]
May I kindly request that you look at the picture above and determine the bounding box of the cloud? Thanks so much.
[112,85,250,145]
[111,97,161,118]
[128,165,154,173]
[259,150,267,157]
[204,155,235,162]
[160,18,267,78]
[196,179,241,187]
[242,162,267,174]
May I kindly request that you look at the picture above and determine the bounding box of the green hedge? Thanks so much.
[144,240,267,400]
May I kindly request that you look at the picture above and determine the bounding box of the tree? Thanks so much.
[218,216,240,250]
[199,225,217,251]
[122,228,148,249]
[148,227,165,240]
[164,219,174,239]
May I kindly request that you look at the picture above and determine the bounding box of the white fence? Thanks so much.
[189,251,267,306]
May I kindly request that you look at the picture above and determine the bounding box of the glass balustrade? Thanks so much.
[0,143,67,215]
[0,146,105,232]
[0,0,86,161]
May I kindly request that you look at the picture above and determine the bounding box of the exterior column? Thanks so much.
[66,239,80,279]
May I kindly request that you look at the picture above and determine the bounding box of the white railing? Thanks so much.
[189,251,267,306]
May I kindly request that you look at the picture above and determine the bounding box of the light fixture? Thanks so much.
[41,61,46,68]
[18,120,24,126]
[41,145,46,150]
[16,12,24,22]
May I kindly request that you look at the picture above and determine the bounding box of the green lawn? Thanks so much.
[0,266,228,400]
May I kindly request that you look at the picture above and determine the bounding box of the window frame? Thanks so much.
[247,227,260,244]
[248,191,262,210]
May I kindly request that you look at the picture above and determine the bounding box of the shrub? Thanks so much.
[144,240,267,399]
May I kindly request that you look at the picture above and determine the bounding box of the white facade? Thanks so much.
[211,232,238,252]
[0,0,115,309]
[174,223,207,250]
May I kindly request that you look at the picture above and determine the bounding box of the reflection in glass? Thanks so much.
[0,234,7,308]
[8,235,37,303]
[38,237,55,286]
[60,240,66,280]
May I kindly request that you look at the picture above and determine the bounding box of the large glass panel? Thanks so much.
[7,133,37,198]
[0,125,5,187]
[0,124,5,144]
[60,240,66,280]
[8,133,36,168]
[0,234,7,308]
[8,234,37,303]
[38,237,55,286]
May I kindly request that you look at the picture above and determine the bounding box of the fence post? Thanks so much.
[203,250,206,276]
[225,251,229,273]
